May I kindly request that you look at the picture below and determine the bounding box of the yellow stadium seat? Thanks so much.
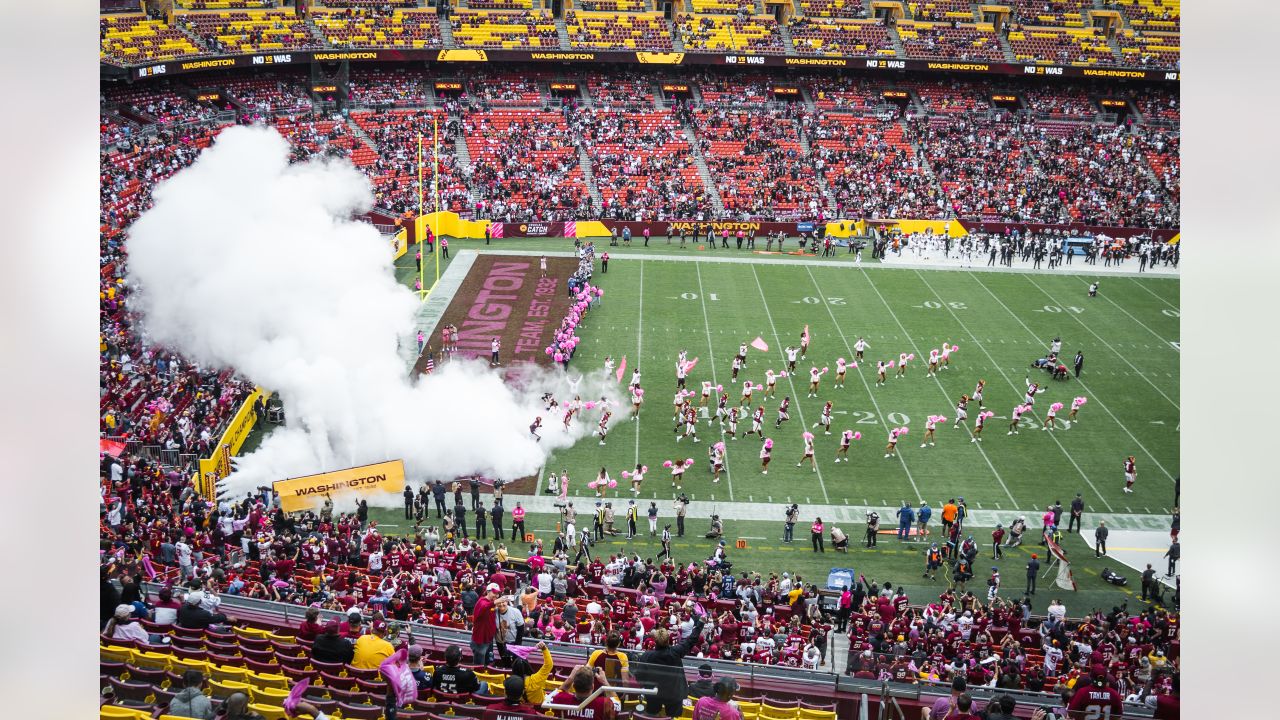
[247,671,290,690]
[250,685,292,705]
[100,708,149,720]
[131,650,174,672]
[799,709,837,720]
[100,646,136,664]
[210,664,250,684]
[209,678,252,700]
[760,706,800,720]
[249,704,289,720]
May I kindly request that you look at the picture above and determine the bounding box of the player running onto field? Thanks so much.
[954,394,969,429]
[714,392,730,428]
[730,355,743,381]
[710,442,726,483]
[737,342,749,368]
[813,401,834,435]
[678,406,700,443]
[726,406,741,438]
[797,432,817,472]
[775,397,792,429]
[597,410,612,445]
[972,379,986,408]
[749,406,765,439]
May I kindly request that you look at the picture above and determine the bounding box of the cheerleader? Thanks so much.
[800,328,810,359]
[673,399,689,436]
[1042,402,1061,431]
[594,467,611,497]
[673,391,689,423]
[972,379,986,409]
[597,410,612,445]
[834,357,849,388]
[953,395,969,429]
[740,378,755,407]
[807,366,825,398]
[726,406,741,438]
[1024,378,1041,406]
[750,406,765,439]
[927,349,940,378]
[678,406,700,443]
[629,463,645,495]
[785,345,799,372]
[971,411,992,442]
[760,438,773,474]
[678,349,688,366]
[1008,404,1029,435]
[835,429,857,462]
[630,385,644,419]
[854,337,869,361]
[1068,396,1086,422]
[796,432,817,472]
[710,442,726,483]
[1123,456,1136,493]
[775,397,791,429]
[715,392,730,428]
[670,458,689,489]
[896,353,911,379]
[737,342,749,367]
[700,381,713,407]
[764,369,779,398]
[876,360,889,387]
[813,401,833,435]
[675,360,688,390]
[630,368,642,389]
[921,415,940,447]
[940,342,955,370]
[730,356,743,381]
[603,356,615,377]
[885,427,905,458]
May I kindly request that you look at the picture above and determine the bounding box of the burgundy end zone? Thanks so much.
[412,254,580,375]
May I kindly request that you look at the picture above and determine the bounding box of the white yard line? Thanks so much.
[914,270,1116,512]
[694,262,734,500]
[1128,277,1181,311]
[749,264,831,504]
[854,268,1021,508]
[1024,276,1181,409]
[968,272,1177,484]
[634,260,644,468]
[803,266,923,503]
[1075,277,1181,352]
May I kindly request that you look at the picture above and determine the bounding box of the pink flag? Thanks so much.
[751,337,769,352]
[506,644,537,660]
[616,356,627,382]
[141,555,157,580]
[283,677,310,714]
[684,356,700,372]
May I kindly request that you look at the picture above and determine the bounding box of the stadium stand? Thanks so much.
[467,71,550,107]
[576,0,648,10]
[795,0,868,19]
[1006,26,1118,65]
[688,0,758,14]
[565,11,676,51]
[1009,0,1091,28]
[804,111,944,220]
[350,109,475,214]
[894,21,1005,61]
[348,67,434,107]
[450,10,560,49]
[1111,0,1180,32]
[105,83,222,125]
[462,109,593,221]
[907,0,979,22]
[1019,83,1099,119]
[787,17,896,57]
[690,106,825,218]
[219,72,316,115]
[318,0,418,8]
[900,78,993,115]
[175,0,275,8]
[805,75,888,111]
[312,8,445,49]
[676,14,788,55]
[585,73,656,108]
[1114,29,1180,69]
[1131,86,1179,124]
[100,13,205,64]
[574,109,706,221]
[1137,127,1179,204]
[180,9,326,54]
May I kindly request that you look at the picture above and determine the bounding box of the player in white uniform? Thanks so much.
[730,356,743,381]
[813,401,833,435]
[630,368,642,390]
[603,356,615,377]
[785,346,799,372]
[854,337,869,361]
[954,395,969,429]
[759,438,773,474]
[737,342,749,367]
[709,442,726,483]
[675,361,688,390]
[834,358,849,388]
[673,391,687,422]
[796,433,816,472]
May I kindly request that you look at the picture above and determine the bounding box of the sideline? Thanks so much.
[400,250,477,372]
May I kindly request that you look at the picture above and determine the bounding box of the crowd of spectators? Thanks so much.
[566,10,676,52]
[348,68,434,107]
[351,109,475,215]
[1131,86,1179,124]
[105,85,222,125]
[788,17,896,57]
[180,10,326,55]
[586,74,655,109]
[895,21,1005,62]
[1019,84,1099,119]
[463,108,593,222]
[312,7,444,49]
[676,14,787,55]
[450,10,560,49]
[468,72,549,107]
[221,73,316,117]
[1008,0,1091,28]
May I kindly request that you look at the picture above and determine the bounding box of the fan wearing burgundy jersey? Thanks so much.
[1067,672,1124,718]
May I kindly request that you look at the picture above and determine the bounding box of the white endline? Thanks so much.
[1025,276,1180,409]
[749,264,830,503]
[855,268,1019,508]
[804,265,922,503]
[1128,277,1180,311]
[914,270,1115,513]
[634,260,644,468]
[968,272,1177,483]
[694,262,734,500]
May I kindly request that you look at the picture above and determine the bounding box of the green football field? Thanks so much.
[376,237,1180,610]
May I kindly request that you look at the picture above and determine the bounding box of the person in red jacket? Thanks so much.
[1067,669,1124,718]
[470,582,500,665]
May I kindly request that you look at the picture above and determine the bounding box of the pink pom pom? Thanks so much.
[853,432,862,440]
[779,371,788,377]
[850,362,858,369]
[1051,403,1063,412]
[899,427,909,435]
[951,344,959,352]
[636,389,644,397]
[641,465,648,473]
[822,366,829,373]
[754,384,764,391]
[803,431,814,440]
[621,471,631,479]
[545,347,553,355]
[716,385,723,392]
[598,289,605,297]
[764,439,773,449]
[554,353,565,362]
[608,479,617,488]
[586,480,598,489]
[908,353,915,361]
[584,401,596,409]
[887,361,895,368]
[938,416,947,423]
[685,458,695,466]
[663,460,673,468]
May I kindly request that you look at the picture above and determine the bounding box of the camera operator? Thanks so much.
[864,511,880,548]
[784,504,799,543]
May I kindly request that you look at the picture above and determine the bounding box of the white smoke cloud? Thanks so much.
[127,125,623,508]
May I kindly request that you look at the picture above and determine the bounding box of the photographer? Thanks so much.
[864,511,880,548]
[705,515,723,540]
[784,504,799,543]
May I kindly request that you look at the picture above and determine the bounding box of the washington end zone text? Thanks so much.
[451,258,563,363]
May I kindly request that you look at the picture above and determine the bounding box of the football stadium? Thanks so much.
[98,1,1181,718]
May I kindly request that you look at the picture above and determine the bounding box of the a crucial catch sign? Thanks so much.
[274,459,406,513]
